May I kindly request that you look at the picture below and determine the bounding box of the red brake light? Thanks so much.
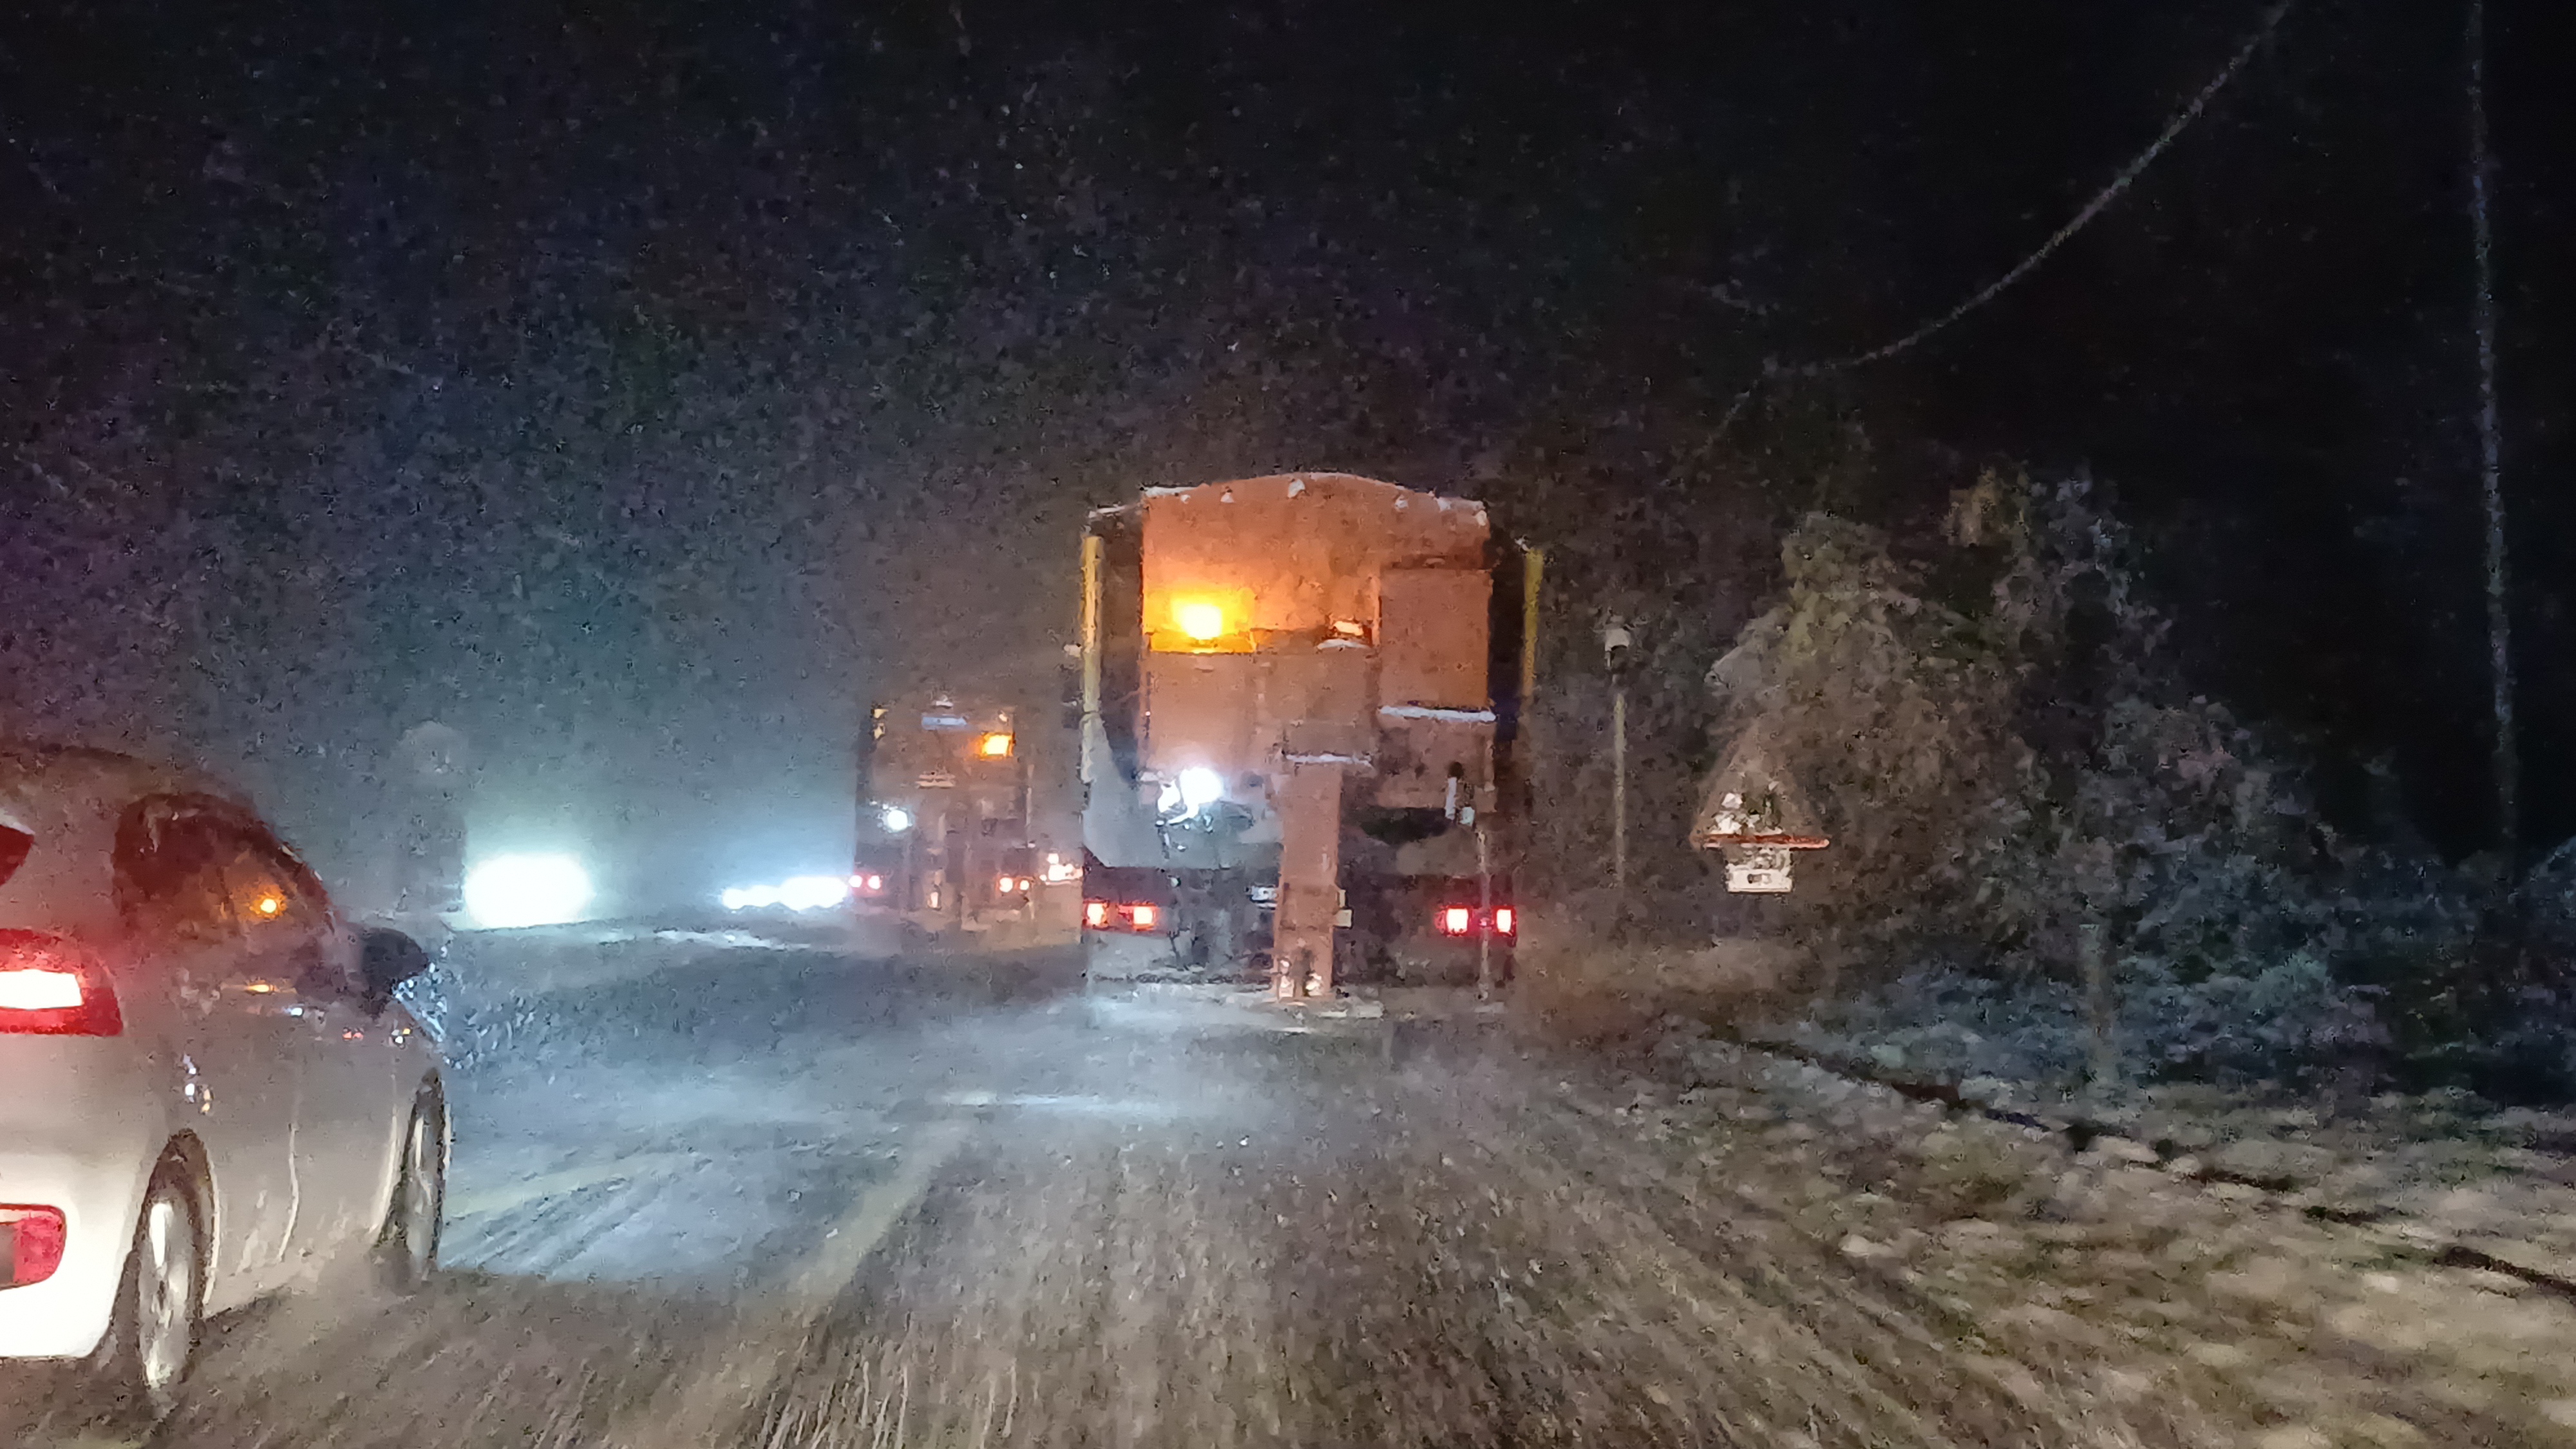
[0,1206,66,1287]
[0,933,121,1037]
[1084,900,1110,929]
[1126,903,1158,931]
[1493,907,1515,936]
[1440,907,1472,936]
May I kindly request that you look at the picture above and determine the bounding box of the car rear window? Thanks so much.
[112,799,243,946]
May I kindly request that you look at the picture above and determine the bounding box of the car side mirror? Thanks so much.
[357,926,433,1002]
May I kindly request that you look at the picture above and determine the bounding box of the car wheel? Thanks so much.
[375,1087,446,1293]
[94,1160,202,1422]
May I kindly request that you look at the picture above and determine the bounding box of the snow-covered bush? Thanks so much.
[2118,952,2385,1084]
[1787,969,2090,1084]
[1712,473,2333,984]
[1712,472,2561,1090]
[1792,956,2389,1091]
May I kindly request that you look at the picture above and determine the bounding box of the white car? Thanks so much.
[0,741,446,1416]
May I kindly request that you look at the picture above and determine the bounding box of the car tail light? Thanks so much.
[0,932,122,1037]
[1430,907,1515,937]
[1126,903,1158,931]
[1084,900,1110,929]
[0,1206,66,1287]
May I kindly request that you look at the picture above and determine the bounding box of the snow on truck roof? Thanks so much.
[1092,473,1492,522]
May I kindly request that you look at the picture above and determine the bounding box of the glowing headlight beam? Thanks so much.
[724,875,851,912]
[779,875,849,911]
[464,854,592,929]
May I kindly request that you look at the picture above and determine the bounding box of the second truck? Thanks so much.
[854,691,1083,942]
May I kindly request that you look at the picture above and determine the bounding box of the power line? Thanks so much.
[2467,0,2514,854]
[1718,0,2298,437]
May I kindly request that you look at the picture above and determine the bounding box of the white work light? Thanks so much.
[1178,767,1224,813]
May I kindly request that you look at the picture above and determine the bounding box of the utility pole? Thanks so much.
[1601,617,1634,931]
[2081,922,2119,1098]
[2468,0,2517,858]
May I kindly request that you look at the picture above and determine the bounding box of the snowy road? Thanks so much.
[5,929,2564,1447]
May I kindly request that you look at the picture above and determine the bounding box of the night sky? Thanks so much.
[2,0,2566,906]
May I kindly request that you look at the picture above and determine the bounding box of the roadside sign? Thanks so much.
[1725,845,1795,893]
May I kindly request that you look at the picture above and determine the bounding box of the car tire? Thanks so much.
[375,1086,446,1293]
[92,1159,202,1423]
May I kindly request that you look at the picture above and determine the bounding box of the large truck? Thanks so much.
[853,692,1059,937]
[1078,473,1541,999]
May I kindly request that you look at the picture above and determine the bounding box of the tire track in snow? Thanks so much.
[601,1113,978,1449]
